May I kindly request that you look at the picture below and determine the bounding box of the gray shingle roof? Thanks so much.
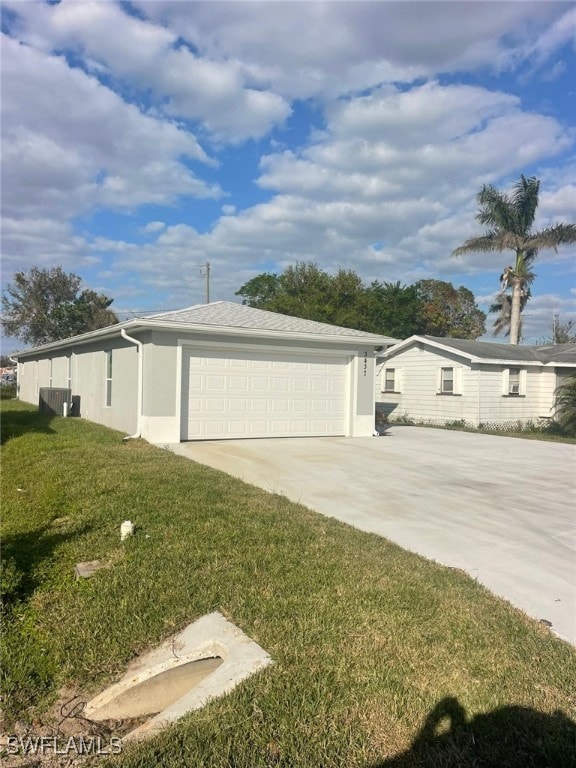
[146,301,393,341]
[420,336,576,364]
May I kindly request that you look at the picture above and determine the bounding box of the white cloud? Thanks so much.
[0,32,222,272]
[134,0,566,96]
[142,221,166,234]
[2,1,574,340]
[1,218,98,274]
[5,0,291,142]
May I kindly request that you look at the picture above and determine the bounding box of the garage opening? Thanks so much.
[181,348,350,440]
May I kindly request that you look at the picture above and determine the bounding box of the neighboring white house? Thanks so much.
[375,335,576,428]
[15,301,396,443]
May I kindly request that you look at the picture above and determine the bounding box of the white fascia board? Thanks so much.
[378,336,480,363]
[13,318,391,359]
[12,321,139,358]
[379,336,549,367]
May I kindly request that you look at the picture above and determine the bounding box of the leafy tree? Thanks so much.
[235,273,281,308]
[551,318,576,344]
[2,266,118,346]
[453,175,576,344]
[365,281,423,338]
[237,264,485,339]
[237,263,369,329]
[535,318,576,345]
[554,376,576,436]
[415,279,486,339]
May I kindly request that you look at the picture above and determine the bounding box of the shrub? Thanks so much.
[554,376,576,436]
[0,384,17,400]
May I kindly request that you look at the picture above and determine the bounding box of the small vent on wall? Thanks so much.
[39,387,72,416]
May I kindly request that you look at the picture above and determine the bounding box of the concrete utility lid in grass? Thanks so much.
[83,612,272,742]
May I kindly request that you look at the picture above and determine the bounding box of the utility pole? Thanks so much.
[199,262,210,303]
[553,313,559,343]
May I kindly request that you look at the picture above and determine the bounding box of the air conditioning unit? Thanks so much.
[39,387,72,416]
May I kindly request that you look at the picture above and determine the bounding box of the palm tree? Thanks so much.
[488,284,532,340]
[453,175,576,344]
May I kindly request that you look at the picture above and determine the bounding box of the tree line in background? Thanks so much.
[236,262,487,339]
[1,266,118,347]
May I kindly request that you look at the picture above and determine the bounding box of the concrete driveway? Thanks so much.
[168,427,576,645]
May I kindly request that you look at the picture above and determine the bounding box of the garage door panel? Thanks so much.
[229,376,249,391]
[206,398,226,413]
[251,377,269,391]
[206,375,226,390]
[182,349,349,440]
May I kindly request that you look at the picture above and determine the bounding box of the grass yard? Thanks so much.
[1,400,575,767]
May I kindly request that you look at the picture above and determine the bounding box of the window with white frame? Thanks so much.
[437,366,462,395]
[382,366,402,393]
[384,368,396,392]
[48,359,53,388]
[502,367,526,396]
[440,367,454,393]
[66,355,72,391]
[509,367,520,394]
[105,351,112,407]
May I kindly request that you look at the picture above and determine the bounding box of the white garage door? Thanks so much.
[182,348,350,440]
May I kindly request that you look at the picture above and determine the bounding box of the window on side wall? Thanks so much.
[437,366,462,395]
[105,351,112,407]
[509,367,520,394]
[384,368,395,392]
[503,367,526,396]
[441,367,454,393]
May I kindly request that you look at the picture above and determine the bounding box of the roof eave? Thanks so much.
[379,335,481,364]
[13,318,394,358]
[144,318,393,346]
[12,320,142,359]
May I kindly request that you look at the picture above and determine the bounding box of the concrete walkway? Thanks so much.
[168,427,576,645]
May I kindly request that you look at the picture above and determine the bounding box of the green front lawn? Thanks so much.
[1,400,575,767]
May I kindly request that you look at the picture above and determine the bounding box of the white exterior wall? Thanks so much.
[376,343,568,428]
[539,368,558,417]
[475,364,560,426]
[376,344,480,425]
[18,329,379,443]
[140,331,377,443]
[477,365,546,426]
[18,341,139,436]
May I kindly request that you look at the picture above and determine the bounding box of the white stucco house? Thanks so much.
[15,302,396,443]
[376,335,576,428]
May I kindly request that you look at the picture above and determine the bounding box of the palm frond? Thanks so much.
[512,175,540,234]
[452,231,520,256]
[526,223,576,251]
[489,292,513,337]
[489,286,531,338]
[476,186,517,232]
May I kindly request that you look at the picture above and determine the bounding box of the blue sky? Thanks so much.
[1,0,575,353]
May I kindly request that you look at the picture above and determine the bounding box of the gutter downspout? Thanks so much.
[121,328,143,440]
[8,356,18,399]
